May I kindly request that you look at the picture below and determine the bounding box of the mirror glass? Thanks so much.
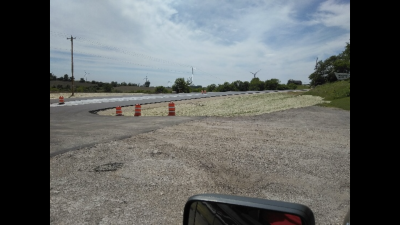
[186,201,302,225]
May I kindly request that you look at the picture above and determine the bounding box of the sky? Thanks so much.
[50,0,350,87]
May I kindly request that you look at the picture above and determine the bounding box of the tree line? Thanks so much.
[50,73,302,93]
[308,42,350,86]
[50,73,151,87]
[171,77,299,93]
[51,41,349,93]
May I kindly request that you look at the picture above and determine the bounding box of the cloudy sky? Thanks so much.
[50,0,350,87]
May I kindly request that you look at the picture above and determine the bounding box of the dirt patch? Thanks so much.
[50,106,350,225]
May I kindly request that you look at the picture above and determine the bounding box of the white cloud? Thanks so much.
[309,0,350,30]
[50,0,350,86]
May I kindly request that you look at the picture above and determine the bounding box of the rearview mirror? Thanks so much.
[183,194,315,225]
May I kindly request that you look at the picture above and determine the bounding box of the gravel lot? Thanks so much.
[50,92,350,225]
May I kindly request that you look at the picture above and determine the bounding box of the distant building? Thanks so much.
[287,79,302,85]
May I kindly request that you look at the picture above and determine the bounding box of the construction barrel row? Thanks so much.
[115,102,175,116]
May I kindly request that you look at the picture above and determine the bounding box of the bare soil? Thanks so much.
[50,95,350,225]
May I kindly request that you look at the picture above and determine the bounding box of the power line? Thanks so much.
[50,31,192,68]
[50,46,192,74]
[50,31,227,85]
[77,36,192,67]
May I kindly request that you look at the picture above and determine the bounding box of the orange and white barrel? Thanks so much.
[168,102,175,116]
[116,106,122,116]
[134,104,141,116]
[58,96,64,104]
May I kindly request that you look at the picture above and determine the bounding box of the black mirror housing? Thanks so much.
[183,194,315,225]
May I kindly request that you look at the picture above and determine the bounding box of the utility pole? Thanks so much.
[67,35,76,96]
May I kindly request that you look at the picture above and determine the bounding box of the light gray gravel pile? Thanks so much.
[50,106,350,225]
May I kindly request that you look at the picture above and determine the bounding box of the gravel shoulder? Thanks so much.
[50,93,350,225]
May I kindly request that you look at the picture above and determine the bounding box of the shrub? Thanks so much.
[277,84,289,90]
[287,83,297,90]
[76,86,85,92]
[135,90,153,94]
[102,83,113,92]
[155,86,168,93]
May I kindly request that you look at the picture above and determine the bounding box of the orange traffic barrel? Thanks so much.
[116,106,122,116]
[134,104,141,116]
[168,102,175,116]
[58,96,64,104]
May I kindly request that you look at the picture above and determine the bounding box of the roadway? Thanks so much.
[50,90,285,157]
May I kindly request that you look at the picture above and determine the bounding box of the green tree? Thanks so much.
[309,42,350,86]
[277,84,289,90]
[308,71,325,87]
[50,73,57,80]
[63,74,69,81]
[144,80,150,87]
[216,82,235,92]
[172,78,190,93]
[242,81,250,91]
[79,78,85,83]
[287,83,297,90]
[155,86,168,93]
[231,80,246,91]
[206,84,217,92]
[103,83,113,92]
[249,78,264,91]
[334,42,350,73]
[111,81,118,87]
[311,56,338,86]
[265,79,280,90]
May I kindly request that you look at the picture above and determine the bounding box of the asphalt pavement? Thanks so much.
[50,91,286,157]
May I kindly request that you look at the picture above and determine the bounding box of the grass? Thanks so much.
[295,84,311,90]
[301,79,350,111]
[50,80,97,88]
[318,97,350,110]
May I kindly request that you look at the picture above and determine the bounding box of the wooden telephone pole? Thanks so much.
[67,35,76,96]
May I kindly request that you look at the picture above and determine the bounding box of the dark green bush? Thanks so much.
[155,86,168,93]
[287,83,297,90]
